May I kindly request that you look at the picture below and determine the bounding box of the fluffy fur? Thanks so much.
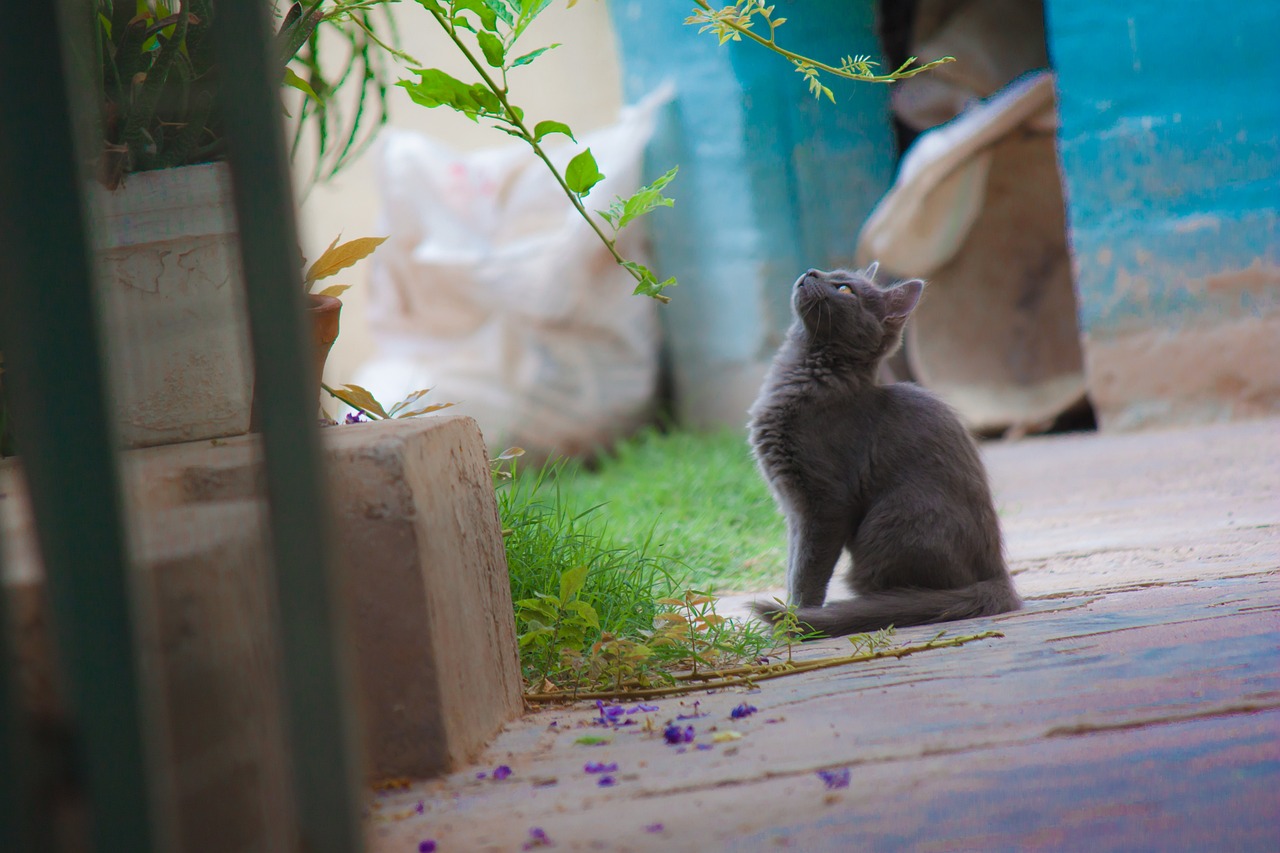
[748,264,1020,636]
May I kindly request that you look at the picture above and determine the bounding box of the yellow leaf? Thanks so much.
[386,388,434,417]
[336,383,390,419]
[712,731,743,743]
[304,235,388,285]
[395,401,456,419]
[315,284,352,298]
[654,613,689,625]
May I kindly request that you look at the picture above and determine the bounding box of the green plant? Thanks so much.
[95,0,396,187]
[553,428,786,591]
[514,564,602,688]
[396,0,679,301]
[685,1,955,102]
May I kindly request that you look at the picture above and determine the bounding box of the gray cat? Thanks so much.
[748,264,1020,636]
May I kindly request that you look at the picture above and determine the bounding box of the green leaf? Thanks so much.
[533,119,574,143]
[597,166,678,232]
[283,67,320,101]
[398,69,501,121]
[482,0,515,27]
[564,148,605,196]
[477,31,505,67]
[512,0,555,41]
[558,564,589,604]
[454,0,498,31]
[574,735,611,746]
[511,43,560,67]
[564,600,600,629]
[622,260,676,303]
[415,0,447,13]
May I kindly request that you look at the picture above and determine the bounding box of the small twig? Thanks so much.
[524,631,1003,703]
[688,0,954,84]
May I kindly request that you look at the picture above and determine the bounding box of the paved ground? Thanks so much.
[366,417,1279,852]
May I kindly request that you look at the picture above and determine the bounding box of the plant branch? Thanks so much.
[423,6,671,303]
[688,0,954,85]
[524,631,1003,702]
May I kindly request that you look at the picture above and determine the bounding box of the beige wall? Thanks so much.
[291,2,624,394]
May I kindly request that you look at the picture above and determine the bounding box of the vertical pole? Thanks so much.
[0,2,156,851]
[209,5,365,851]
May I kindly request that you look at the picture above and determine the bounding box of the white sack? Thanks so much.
[356,87,672,457]
[855,71,1056,276]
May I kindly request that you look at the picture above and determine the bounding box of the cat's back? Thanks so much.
[876,381,991,490]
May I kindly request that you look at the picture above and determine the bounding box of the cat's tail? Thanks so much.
[751,579,1020,638]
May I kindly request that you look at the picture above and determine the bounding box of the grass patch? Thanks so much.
[551,428,786,592]
[496,453,778,694]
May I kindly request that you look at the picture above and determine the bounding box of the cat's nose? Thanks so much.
[796,268,822,288]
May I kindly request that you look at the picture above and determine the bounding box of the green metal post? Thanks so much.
[0,2,156,851]
[210,4,365,851]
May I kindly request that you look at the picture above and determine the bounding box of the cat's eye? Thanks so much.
[837,285,852,294]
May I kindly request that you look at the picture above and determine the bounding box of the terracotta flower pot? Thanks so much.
[308,293,342,386]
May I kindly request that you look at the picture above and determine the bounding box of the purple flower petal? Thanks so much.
[676,700,704,720]
[418,841,436,853]
[645,823,665,833]
[583,761,618,774]
[817,767,851,789]
[730,702,759,719]
[492,765,513,781]
[475,771,487,779]
[522,826,552,849]
[415,800,425,814]
[695,743,713,751]
[597,775,617,787]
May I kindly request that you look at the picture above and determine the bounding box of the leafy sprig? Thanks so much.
[399,0,678,302]
[685,0,955,102]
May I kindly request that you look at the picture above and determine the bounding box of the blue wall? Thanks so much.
[608,0,897,426]
[1046,1,1280,332]
[1045,1,1280,426]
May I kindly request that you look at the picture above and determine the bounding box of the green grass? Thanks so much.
[550,428,787,593]
[496,449,781,693]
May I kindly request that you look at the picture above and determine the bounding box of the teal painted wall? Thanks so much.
[1045,1,1280,335]
[608,0,897,426]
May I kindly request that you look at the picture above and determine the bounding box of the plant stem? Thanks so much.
[524,631,1003,702]
[424,6,671,303]
[689,0,954,84]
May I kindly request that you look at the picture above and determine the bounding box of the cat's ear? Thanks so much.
[885,279,924,320]
[862,260,880,281]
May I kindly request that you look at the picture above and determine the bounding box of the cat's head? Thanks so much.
[790,263,924,363]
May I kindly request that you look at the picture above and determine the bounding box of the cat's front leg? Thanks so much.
[786,515,845,608]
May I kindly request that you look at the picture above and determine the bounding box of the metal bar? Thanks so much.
[0,3,156,851]
[208,5,365,851]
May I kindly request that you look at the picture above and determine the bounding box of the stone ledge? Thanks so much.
[3,414,522,790]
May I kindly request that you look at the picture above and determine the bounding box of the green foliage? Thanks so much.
[552,428,786,591]
[399,0,680,302]
[762,597,825,662]
[498,460,774,694]
[564,148,605,196]
[95,0,396,187]
[685,0,955,102]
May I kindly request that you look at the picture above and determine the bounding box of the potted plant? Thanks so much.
[91,0,395,447]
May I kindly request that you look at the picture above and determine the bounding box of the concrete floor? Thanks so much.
[366,417,1279,852]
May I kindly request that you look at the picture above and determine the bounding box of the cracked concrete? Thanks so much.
[366,417,1279,851]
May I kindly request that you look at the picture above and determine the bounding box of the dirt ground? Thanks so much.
[366,416,1279,852]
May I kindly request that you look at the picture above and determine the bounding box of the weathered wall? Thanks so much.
[1045,1,1280,429]
[609,0,898,428]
